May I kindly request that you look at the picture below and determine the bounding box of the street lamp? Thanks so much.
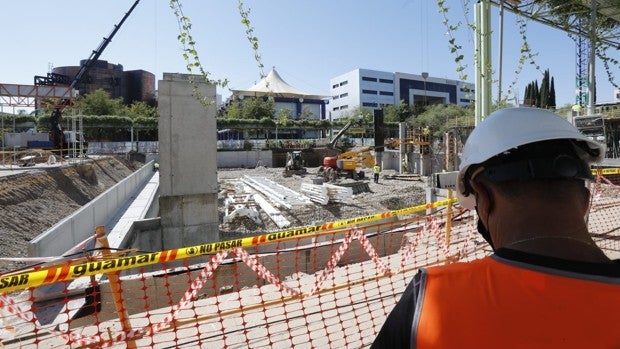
[421,72,429,106]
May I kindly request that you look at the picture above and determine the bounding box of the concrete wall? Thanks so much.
[28,161,155,257]
[71,224,409,327]
[157,73,219,248]
[217,150,273,168]
[4,132,49,148]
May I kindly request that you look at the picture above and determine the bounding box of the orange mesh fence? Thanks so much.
[1,176,620,348]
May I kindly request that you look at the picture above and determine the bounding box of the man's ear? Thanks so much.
[470,179,493,216]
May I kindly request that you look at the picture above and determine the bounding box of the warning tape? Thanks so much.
[592,167,620,176]
[11,209,467,347]
[0,198,456,293]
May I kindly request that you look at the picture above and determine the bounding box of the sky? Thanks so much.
[1,0,619,112]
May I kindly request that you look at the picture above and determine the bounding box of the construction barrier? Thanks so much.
[1,176,620,348]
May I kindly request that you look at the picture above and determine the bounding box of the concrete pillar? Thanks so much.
[157,73,219,249]
[399,122,407,174]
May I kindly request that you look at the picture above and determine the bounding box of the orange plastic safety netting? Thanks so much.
[1,177,620,348]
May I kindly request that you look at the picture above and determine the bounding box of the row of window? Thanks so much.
[332,92,349,100]
[332,105,349,111]
[362,89,394,96]
[332,80,349,89]
[362,76,394,84]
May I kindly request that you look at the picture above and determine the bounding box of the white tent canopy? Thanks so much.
[232,68,328,100]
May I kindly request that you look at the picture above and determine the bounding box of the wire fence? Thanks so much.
[1,176,619,348]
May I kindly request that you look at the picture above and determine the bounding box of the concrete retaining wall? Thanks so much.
[217,150,273,168]
[28,160,156,257]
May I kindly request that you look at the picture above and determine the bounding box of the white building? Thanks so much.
[329,68,474,120]
[227,68,329,139]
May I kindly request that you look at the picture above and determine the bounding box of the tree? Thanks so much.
[524,84,531,106]
[382,104,399,123]
[240,97,275,120]
[78,89,125,116]
[124,101,158,119]
[540,69,549,108]
[222,101,243,119]
[523,70,557,109]
[413,104,474,137]
[396,100,413,122]
[275,108,292,127]
[549,77,556,108]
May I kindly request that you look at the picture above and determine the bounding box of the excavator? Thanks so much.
[282,150,307,177]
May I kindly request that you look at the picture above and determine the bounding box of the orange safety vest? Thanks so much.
[412,256,620,349]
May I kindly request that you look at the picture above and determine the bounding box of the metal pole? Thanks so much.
[498,0,504,103]
[481,0,492,118]
[475,2,483,125]
[1,106,4,166]
[587,0,596,116]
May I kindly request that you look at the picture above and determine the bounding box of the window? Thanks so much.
[362,89,377,95]
[340,105,349,110]
[363,102,378,107]
[333,95,339,100]
[379,91,393,96]
[362,76,377,82]
[460,98,471,103]
[333,107,339,111]
[339,93,348,98]
[379,78,393,84]
[339,81,348,86]
[332,84,339,89]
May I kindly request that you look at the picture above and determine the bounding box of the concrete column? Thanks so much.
[158,73,219,249]
[399,122,407,174]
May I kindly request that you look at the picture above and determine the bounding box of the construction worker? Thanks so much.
[373,163,381,183]
[372,107,620,348]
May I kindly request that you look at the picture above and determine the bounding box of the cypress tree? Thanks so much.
[540,70,549,108]
[549,77,556,109]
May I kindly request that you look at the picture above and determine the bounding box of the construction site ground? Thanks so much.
[0,158,427,273]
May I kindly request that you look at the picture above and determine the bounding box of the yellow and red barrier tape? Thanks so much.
[0,198,456,293]
[592,167,620,176]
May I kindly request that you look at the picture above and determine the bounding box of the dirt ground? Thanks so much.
[0,159,427,272]
[217,166,428,236]
[0,156,140,272]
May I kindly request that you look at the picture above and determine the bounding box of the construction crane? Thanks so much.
[34,0,141,148]
[574,17,591,111]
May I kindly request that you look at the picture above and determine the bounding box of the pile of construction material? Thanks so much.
[300,182,353,205]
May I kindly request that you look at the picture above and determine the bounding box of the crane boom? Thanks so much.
[33,0,141,149]
[70,0,141,88]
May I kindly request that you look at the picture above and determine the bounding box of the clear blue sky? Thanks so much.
[2,0,618,111]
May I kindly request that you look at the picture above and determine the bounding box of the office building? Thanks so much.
[329,68,474,120]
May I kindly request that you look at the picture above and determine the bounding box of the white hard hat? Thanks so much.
[456,107,605,209]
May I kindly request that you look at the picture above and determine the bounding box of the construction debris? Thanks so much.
[253,193,291,228]
[242,175,312,209]
[300,182,353,205]
[223,194,262,226]
[332,181,371,195]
